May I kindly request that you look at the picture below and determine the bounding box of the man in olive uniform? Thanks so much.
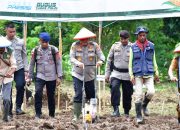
[168,44,180,123]
[129,26,159,124]
[70,27,105,121]
[105,30,133,117]
[27,32,62,118]
[5,23,28,115]
[0,36,17,122]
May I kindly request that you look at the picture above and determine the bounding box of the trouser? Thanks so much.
[35,78,56,117]
[9,87,13,114]
[14,68,26,108]
[110,77,133,112]
[73,76,95,103]
[134,77,155,103]
[1,82,12,120]
[1,82,12,101]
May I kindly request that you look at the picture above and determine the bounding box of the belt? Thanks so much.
[113,67,128,73]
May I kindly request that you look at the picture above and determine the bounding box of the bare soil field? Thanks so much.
[1,82,180,130]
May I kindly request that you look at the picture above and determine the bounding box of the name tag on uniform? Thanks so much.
[89,57,93,61]
[77,56,82,61]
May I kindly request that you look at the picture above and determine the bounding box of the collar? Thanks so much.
[136,39,149,51]
[119,41,131,48]
[6,35,17,41]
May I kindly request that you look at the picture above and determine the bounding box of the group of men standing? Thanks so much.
[70,26,159,124]
[0,23,62,122]
[106,27,159,124]
[0,22,160,124]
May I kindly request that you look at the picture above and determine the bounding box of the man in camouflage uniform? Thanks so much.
[27,32,62,119]
[105,30,133,117]
[0,37,17,122]
[5,23,28,115]
[70,27,105,122]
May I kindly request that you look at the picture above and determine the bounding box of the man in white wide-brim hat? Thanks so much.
[70,27,105,122]
[0,36,17,122]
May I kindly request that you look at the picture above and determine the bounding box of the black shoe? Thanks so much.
[111,106,120,117]
[3,118,9,122]
[49,114,55,118]
[35,114,41,119]
[124,109,129,116]
[16,108,25,115]
[9,112,13,118]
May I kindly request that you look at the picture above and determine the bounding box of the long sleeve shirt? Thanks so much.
[6,36,28,72]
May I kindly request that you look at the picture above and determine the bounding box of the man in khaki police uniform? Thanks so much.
[105,30,133,117]
[5,23,28,115]
[0,36,17,122]
[70,27,105,122]
[27,32,62,119]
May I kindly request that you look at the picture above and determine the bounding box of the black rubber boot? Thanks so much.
[49,112,55,118]
[142,96,151,116]
[124,109,129,117]
[2,100,10,122]
[135,103,143,124]
[111,106,120,117]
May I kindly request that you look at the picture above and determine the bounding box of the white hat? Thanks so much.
[0,36,11,48]
[174,45,180,53]
[74,27,96,40]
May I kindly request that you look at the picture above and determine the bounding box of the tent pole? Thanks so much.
[57,22,62,111]
[98,21,102,114]
[98,21,102,74]
[23,21,27,111]
[23,21,27,46]
[98,21,102,48]
[58,22,63,55]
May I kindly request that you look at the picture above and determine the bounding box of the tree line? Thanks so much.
[0,18,179,81]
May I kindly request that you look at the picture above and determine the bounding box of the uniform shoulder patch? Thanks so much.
[16,38,24,45]
[56,52,61,60]
[71,46,75,51]
[31,49,35,59]
[95,44,101,51]
[50,45,59,53]
[71,42,79,51]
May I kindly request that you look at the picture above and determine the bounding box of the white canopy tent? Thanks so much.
[0,0,180,22]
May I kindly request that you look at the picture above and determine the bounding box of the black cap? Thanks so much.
[134,26,148,35]
[119,30,130,38]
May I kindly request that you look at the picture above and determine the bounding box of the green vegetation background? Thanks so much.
[1,18,180,81]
